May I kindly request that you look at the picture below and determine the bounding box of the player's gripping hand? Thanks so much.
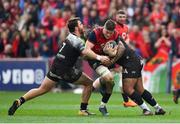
[96,55,110,65]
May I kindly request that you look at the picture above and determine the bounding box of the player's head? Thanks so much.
[67,17,84,34]
[103,19,115,39]
[116,9,127,24]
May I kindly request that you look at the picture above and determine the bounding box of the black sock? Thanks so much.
[102,93,111,103]
[141,90,157,106]
[121,93,129,102]
[99,78,106,96]
[19,97,25,105]
[129,91,143,105]
[80,103,88,110]
[178,89,180,95]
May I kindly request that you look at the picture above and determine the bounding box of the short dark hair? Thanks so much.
[104,19,115,31]
[67,17,80,33]
[117,9,126,15]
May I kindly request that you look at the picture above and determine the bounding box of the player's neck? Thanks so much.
[72,31,81,37]
[117,22,124,27]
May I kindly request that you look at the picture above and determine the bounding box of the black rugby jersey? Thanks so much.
[116,36,143,68]
[54,33,85,67]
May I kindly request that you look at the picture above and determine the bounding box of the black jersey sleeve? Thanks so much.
[87,31,97,44]
[77,39,85,52]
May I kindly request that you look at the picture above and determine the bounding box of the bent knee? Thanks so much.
[102,73,114,83]
[123,86,134,95]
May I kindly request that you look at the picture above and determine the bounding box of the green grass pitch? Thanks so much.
[0,91,179,123]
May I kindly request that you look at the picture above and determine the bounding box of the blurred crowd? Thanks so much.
[0,0,179,61]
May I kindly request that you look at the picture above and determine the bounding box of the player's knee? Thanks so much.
[136,88,145,95]
[102,73,114,84]
[123,86,134,96]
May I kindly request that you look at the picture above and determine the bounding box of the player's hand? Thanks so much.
[99,55,110,64]
[102,60,112,67]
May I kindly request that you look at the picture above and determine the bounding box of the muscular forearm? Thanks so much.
[109,43,125,64]
[81,48,101,61]
[103,42,125,66]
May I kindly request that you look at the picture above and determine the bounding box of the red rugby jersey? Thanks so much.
[115,23,128,40]
[88,27,119,54]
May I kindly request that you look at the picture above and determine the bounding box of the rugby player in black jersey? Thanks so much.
[8,17,110,116]
[104,20,166,116]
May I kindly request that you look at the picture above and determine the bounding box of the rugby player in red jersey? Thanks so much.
[115,9,137,107]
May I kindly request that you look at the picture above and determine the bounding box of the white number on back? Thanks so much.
[59,42,66,53]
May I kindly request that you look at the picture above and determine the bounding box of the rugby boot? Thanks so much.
[99,105,109,116]
[8,99,21,115]
[143,109,153,116]
[78,110,95,116]
[173,90,179,104]
[123,100,137,107]
[155,108,166,115]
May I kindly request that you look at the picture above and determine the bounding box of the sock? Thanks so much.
[141,90,157,106]
[99,78,106,96]
[129,91,143,105]
[121,93,129,102]
[139,102,151,111]
[178,89,180,95]
[80,103,88,110]
[100,101,106,107]
[19,97,25,105]
[101,93,111,104]
[153,103,162,112]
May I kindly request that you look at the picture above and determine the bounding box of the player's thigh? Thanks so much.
[39,76,56,91]
[134,77,145,95]
[96,65,113,83]
[122,78,137,95]
[74,72,93,86]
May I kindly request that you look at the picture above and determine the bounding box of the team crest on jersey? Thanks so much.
[122,33,126,39]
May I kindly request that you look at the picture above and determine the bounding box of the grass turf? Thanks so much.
[0,91,179,123]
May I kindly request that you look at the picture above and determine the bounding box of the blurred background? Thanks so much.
[0,0,179,94]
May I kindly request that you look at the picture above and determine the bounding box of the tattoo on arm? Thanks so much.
[109,41,125,65]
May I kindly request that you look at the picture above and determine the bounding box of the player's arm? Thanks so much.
[103,41,118,57]
[103,36,125,66]
[81,31,110,63]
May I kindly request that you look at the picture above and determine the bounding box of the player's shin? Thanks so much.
[128,91,152,115]
[141,90,165,115]
[141,90,157,106]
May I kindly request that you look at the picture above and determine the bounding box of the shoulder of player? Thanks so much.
[116,23,128,29]
[93,26,103,33]
[67,33,82,41]
[66,33,83,45]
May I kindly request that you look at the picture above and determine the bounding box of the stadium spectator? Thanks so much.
[171,28,180,104]
[0,0,178,60]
